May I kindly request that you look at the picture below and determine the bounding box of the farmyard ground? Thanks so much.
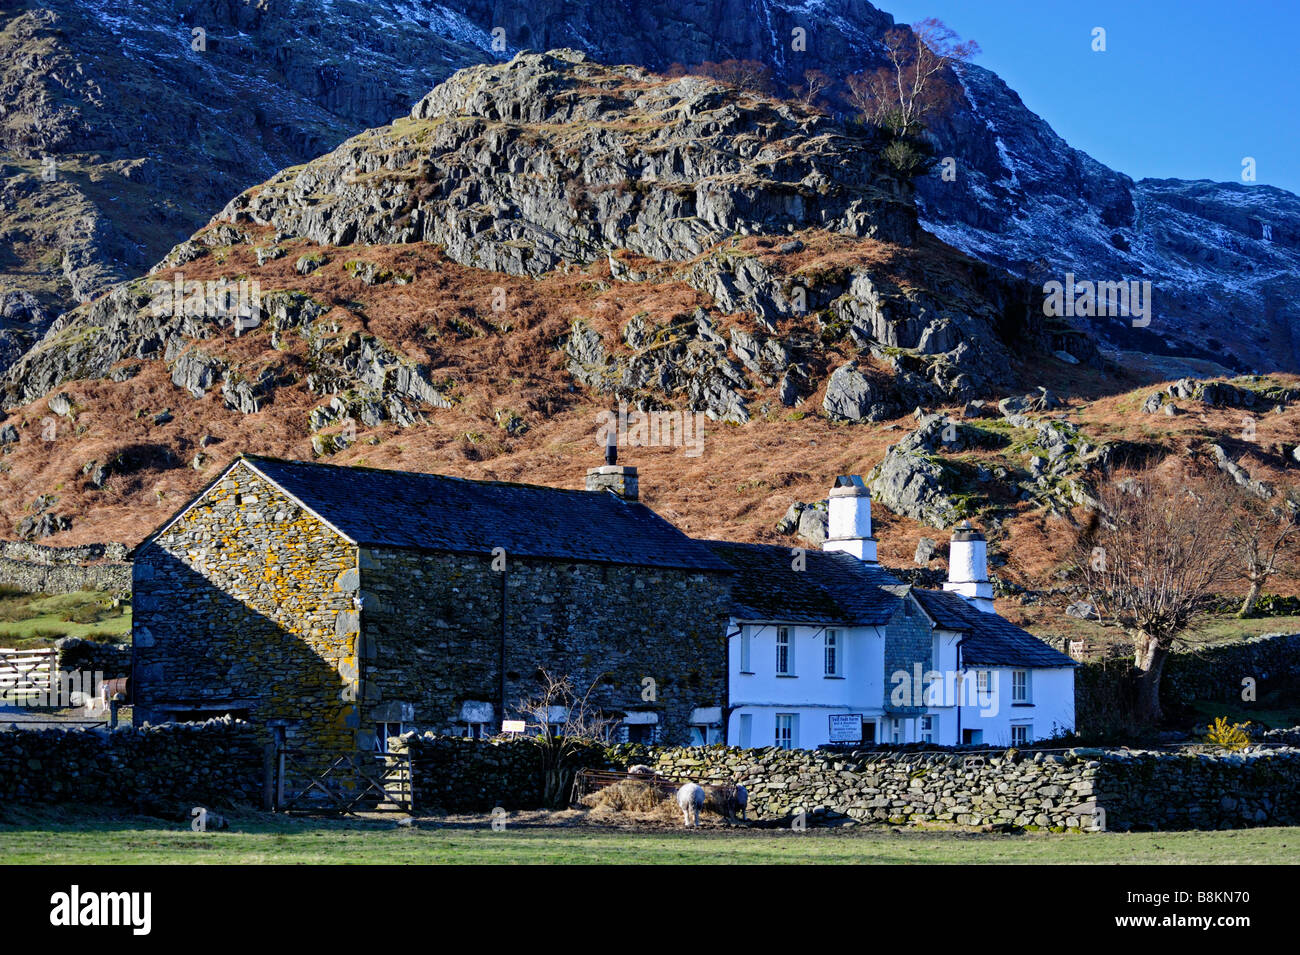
[0,809,1294,864]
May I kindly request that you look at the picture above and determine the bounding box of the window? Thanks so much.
[738,713,753,748]
[1011,723,1031,746]
[976,670,991,696]
[374,721,404,753]
[1012,670,1030,703]
[919,715,937,743]
[464,722,488,739]
[775,713,797,749]
[776,627,793,675]
[689,724,722,746]
[625,723,655,744]
[739,628,752,672]
[824,629,840,676]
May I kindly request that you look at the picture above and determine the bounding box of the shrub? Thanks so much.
[1204,716,1251,751]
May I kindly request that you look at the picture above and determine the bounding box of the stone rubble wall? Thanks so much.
[650,744,1300,831]
[0,540,131,594]
[1161,632,1300,706]
[396,735,1300,831]
[54,636,131,682]
[652,745,1103,830]
[0,719,261,808]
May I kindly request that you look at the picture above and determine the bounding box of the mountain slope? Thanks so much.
[2,0,1295,379]
[0,0,493,352]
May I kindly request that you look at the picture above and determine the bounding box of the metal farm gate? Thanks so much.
[268,748,414,815]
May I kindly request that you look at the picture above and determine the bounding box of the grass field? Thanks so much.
[0,589,130,649]
[0,810,1295,864]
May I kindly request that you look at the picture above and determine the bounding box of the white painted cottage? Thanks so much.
[703,476,1076,749]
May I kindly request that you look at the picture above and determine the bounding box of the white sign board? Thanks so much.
[828,714,864,743]
[501,719,526,734]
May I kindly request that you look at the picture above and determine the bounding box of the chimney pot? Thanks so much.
[822,475,877,563]
[944,522,994,612]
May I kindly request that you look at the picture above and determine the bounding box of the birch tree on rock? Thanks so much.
[846,18,979,178]
[1078,472,1235,726]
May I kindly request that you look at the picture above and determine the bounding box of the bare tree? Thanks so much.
[666,59,774,95]
[792,69,832,111]
[1078,471,1235,725]
[847,18,978,132]
[512,669,620,807]
[1227,487,1299,617]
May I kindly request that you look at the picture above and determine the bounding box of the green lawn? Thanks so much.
[0,811,1295,864]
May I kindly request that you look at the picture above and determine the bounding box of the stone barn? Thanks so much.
[132,455,732,751]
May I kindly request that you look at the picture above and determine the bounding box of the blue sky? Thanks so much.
[880,0,1299,194]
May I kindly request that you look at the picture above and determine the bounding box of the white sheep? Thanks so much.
[676,782,705,828]
[627,764,657,776]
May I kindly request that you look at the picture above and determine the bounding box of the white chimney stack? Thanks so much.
[822,475,877,563]
[944,521,994,613]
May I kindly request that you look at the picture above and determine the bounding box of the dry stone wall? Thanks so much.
[0,719,261,808]
[0,540,130,594]
[395,735,1300,831]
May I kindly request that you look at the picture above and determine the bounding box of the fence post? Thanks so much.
[276,749,286,810]
[109,694,121,729]
[263,742,277,811]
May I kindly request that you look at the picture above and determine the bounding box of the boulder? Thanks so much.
[1065,601,1097,619]
[870,445,961,529]
[823,362,889,422]
[776,501,828,546]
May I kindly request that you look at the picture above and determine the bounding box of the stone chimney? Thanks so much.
[944,521,994,613]
[586,464,638,500]
[587,421,639,500]
[822,475,877,563]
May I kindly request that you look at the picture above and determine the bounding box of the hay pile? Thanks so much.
[579,778,673,813]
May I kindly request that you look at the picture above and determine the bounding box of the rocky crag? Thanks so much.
[2,1,1295,382]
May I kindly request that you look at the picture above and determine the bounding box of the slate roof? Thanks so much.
[702,541,904,626]
[234,456,732,572]
[912,588,1076,669]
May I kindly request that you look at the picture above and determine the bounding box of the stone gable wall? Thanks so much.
[882,597,934,715]
[132,461,361,750]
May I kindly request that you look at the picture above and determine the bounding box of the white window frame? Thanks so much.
[919,714,937,743]
[976,670,991,696]
[824,629,840,676]
[776,626,793,676]
[775,713,797,749]
[374,721,404,753]
[1011,723,1032,746]
[1012,670,1030,703]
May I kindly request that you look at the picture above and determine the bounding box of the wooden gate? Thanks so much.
[270,748,414,815]
[0,648,56,705]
